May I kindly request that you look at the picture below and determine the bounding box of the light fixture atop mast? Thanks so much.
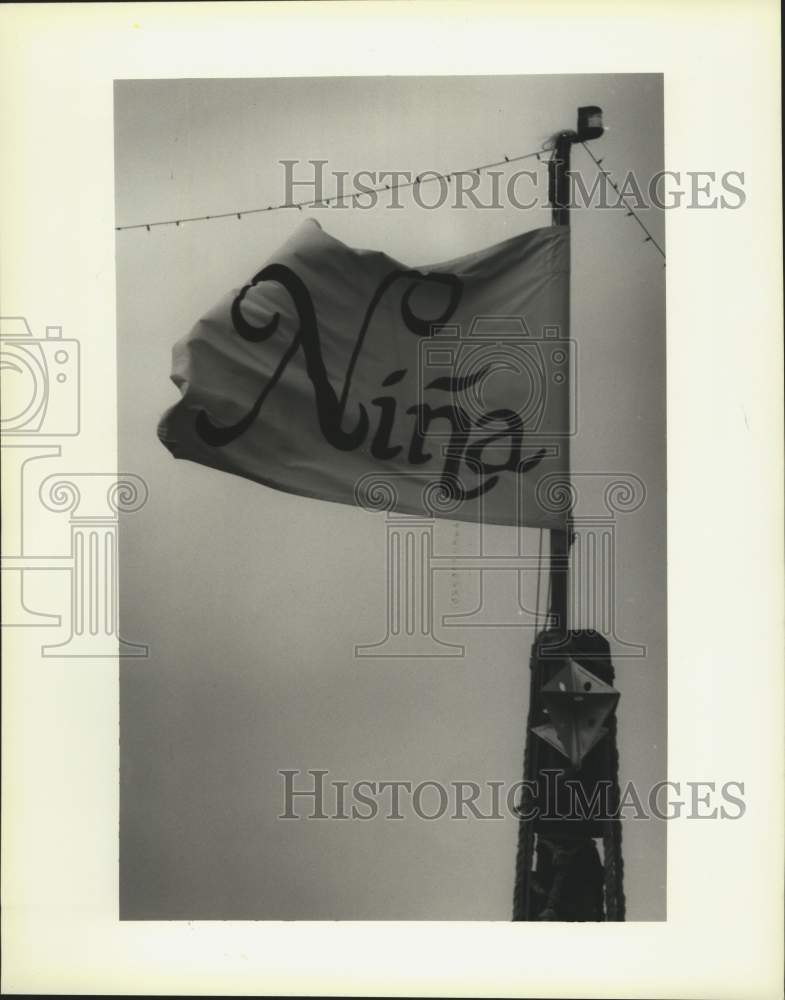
[577,105,604,141]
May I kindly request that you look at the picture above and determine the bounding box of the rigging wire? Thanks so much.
[115,145,550,232]
[535,528,543,625]
[116,134,665,275]
[579,140,666,262]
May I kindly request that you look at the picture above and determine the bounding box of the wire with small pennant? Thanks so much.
[116,136,667,268]
[579,140,666,263]
[115,145,552,232]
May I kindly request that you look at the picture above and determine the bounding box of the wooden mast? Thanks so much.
[512,108,621,922]
[547,126,576,640]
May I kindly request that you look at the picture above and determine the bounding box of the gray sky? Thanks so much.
[116,74,665,920]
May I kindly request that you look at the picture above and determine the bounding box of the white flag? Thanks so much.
[158,219,572,528]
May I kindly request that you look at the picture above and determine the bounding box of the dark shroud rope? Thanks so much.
[511,635,541,920]
[603,705,626,919]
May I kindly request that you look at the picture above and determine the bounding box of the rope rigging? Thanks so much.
[115,144,550,231]
[116,132,665,270]
[579,140,665,261]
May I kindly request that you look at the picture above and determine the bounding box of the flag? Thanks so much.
[158,219,572,527]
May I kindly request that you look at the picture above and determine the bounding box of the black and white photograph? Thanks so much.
[1,3,782,997]
[115,75,667,922]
